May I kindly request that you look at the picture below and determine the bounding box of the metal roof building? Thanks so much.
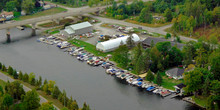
[165,67,185,79]
[96,34,140,52]
[60,21,93,36]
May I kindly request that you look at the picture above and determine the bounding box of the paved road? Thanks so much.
[0,72,60,110]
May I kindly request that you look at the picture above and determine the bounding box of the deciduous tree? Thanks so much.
[39,102,55,110]
[184,69,203,95]
[164,8,172,22]
[22,0,35,14]
[2,94,13,109]
[138,7,153,23]
[23,89,40,110]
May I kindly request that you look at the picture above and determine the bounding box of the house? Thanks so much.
[174,83,186,95]
[60,21,93,37]
[96,34,140,52]
[142,37,185,49]
[165,67,185,79]
[0,11,14,20]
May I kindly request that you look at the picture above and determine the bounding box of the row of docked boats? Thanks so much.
[37,36,115,68]
[106,67,173,97]
[37,35,173,98]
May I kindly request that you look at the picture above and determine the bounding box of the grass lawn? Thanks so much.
[125,19,172,28]
[68,39,112,56]
[13,7,67,21]
[50,30,60,34]
[192,96,208,108]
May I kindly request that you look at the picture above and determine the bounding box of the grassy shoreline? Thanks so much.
[68,38,180,90]
[68,39,112,57]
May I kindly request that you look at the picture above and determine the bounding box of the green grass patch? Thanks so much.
[50,30,60,34]
[13,7,67,21]
[68,39,112,56]
[192,96,208,108]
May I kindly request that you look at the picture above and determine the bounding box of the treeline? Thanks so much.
[105,0,144,20]
[51,0,89,7]
[105,0,219,30]
[0,63,91,110]
[0,81,42,110]
[0,0,43,15]
[112,36,220,109]
[105,0,177,23]
[172,0,220,36]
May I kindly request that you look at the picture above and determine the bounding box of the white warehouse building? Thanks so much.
[60,21,93,37]
[96,34,140,52]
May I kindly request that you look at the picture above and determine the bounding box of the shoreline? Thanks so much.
[38,34,205,109]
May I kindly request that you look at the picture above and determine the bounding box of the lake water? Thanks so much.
[0,28,200,110]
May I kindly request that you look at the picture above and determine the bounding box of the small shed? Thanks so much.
[174,83,186,95]
[96,34,140,52]
[60,21,93,37]
[165,67,185,80]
